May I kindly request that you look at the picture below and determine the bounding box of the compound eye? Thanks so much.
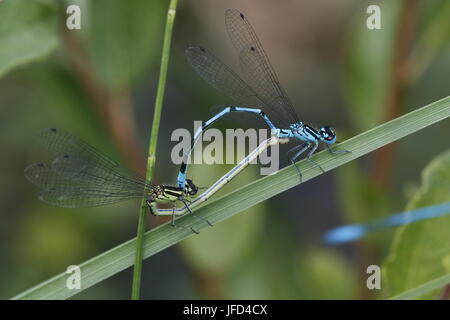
[185,179,198,195]
[188,187,198,196]
[322,127,335,137]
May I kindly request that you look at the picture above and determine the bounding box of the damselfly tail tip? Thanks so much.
[323,224,366,245]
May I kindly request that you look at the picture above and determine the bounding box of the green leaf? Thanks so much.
[11,96,450,299]
[295,248,358,299]
[82,0,164,89]
[225,250,273,299]
[0,0,58,79]
[337,162,393,223]
[419,1,450,55]
[384,147,450,299]
[389,273,450,300]
[180,164,266,273]
[343,1,401,131]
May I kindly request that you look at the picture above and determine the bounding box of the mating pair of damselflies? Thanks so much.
[25,128,286,233]
[26,9,349,234]
[26,10,448,240]
[24,127,450,241]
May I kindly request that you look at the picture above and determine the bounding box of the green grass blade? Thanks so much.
[12,96,450,299]
[388,273,450,300]
[131,0,179,300]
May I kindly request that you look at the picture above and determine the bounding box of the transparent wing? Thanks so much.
[186,46,288,127]
[39,128,125,175]
[50,153,143,192]
[186,46,263,108]
[24,128,154,208]
[238,47,292,126]
[24,162,146,207]
[225,9,299,125]
[37,188,143,208]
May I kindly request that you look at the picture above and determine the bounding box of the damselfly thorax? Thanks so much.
[148,179,198,204]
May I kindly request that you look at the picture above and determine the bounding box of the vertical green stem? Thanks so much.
[131,0,179,300]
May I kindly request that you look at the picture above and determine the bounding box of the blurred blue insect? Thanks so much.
[324,202,450,244]
[178,9,350,189]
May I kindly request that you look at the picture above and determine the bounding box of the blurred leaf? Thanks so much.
[343,1,401,131]
[225,218,297,299]
[226,217,299,299]
[0,0,58,79]
[11,96,450,299]
[389,273,450,300]
[19,206,93,272]
[419,0,450,54]
[384,148,450,298]
[337,162,392,223]
[81,0,164,89]
[296,248,357,299]
[409,1,450,82]
[225,251,272,299]
[180,164,265,273]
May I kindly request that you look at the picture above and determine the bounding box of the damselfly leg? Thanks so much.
[287,141,327,182]
[171,205,199,235]
[147,200,199,234]
[326,144,351,155]
[306,141,325,174]
[287,143,310,182]
[181,198,213,227]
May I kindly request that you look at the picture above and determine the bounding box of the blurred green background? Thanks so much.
[0,0,449,299]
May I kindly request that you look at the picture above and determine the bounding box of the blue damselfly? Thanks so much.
[177,9,350,188]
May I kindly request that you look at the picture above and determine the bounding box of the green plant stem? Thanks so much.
[389,273,450,300]
[131,0,179,300]
[11,96,450,300]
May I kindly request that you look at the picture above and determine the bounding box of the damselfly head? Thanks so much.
[319,126,336,144]
[185,179,198,196]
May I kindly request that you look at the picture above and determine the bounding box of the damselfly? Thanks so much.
[324,202,450,244]
[24,128,209,234]
[177,9,350,189]
[159,134,289,216]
